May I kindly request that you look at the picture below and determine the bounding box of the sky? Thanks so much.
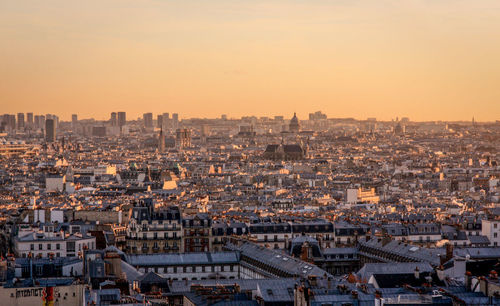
[1,0,499,121]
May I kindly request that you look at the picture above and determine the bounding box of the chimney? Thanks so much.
[465,271,472,291]
[351,290,358,299]
[414,267,420,280]
[445,243,454,262]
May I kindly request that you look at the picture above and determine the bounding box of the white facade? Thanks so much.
[482,219,500,246]
[15,231,96,258]
[45,176,65,192]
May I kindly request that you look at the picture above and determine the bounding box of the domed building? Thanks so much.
[289,112,300,133]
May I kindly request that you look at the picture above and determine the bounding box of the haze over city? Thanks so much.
[3,1,500,306]
[2,0,500,121]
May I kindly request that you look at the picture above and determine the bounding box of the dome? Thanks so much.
[289,112,300,132]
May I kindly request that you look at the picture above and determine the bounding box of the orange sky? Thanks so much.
[1,0,499,121]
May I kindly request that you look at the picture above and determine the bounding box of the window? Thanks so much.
[36,265,43,276]
[494,223,498,229]
[39,244,43,250]
[30,244,34,250]
[47,244,51,250]
[56,243,60,250]
[67,242,75,252]
[495,233,498,238]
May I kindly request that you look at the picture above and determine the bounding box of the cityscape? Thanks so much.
[2,0,500,305]
[0,111,500,305]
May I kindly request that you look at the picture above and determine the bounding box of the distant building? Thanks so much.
[45,118,56,142]
[289,112,300,132]
[162,112,170,129]
[117,112,126,127]
[92,126,106,137]
[143,112,153,128]
[71,114,78,128]
[263,143,306,160]
[172,113,179,128]
[176,128,191,148]
[394,122,405,135]
[17,113,25,129]
[158,128,165,153]
[27,112,34,128]
[346,188,379,204]
[309,111,327,121]
[45,174,65,192]
[110,112,117,126]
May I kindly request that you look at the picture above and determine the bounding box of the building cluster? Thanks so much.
[1,111,500,305]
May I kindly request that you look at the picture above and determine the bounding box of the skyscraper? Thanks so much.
[5,114,16,131]
[110,112,117,126]
[45,119,56,142]
[143,113,153,128]
[27,112,33,128]
[162,112,170,130]
[118,112,126,127]
[157,115,163,128]
[17,113,25,129]
[35,115,45,130]
[72,114,78,131]
[172,113,179,129]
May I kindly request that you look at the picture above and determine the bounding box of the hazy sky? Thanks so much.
[1,0,499,121]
